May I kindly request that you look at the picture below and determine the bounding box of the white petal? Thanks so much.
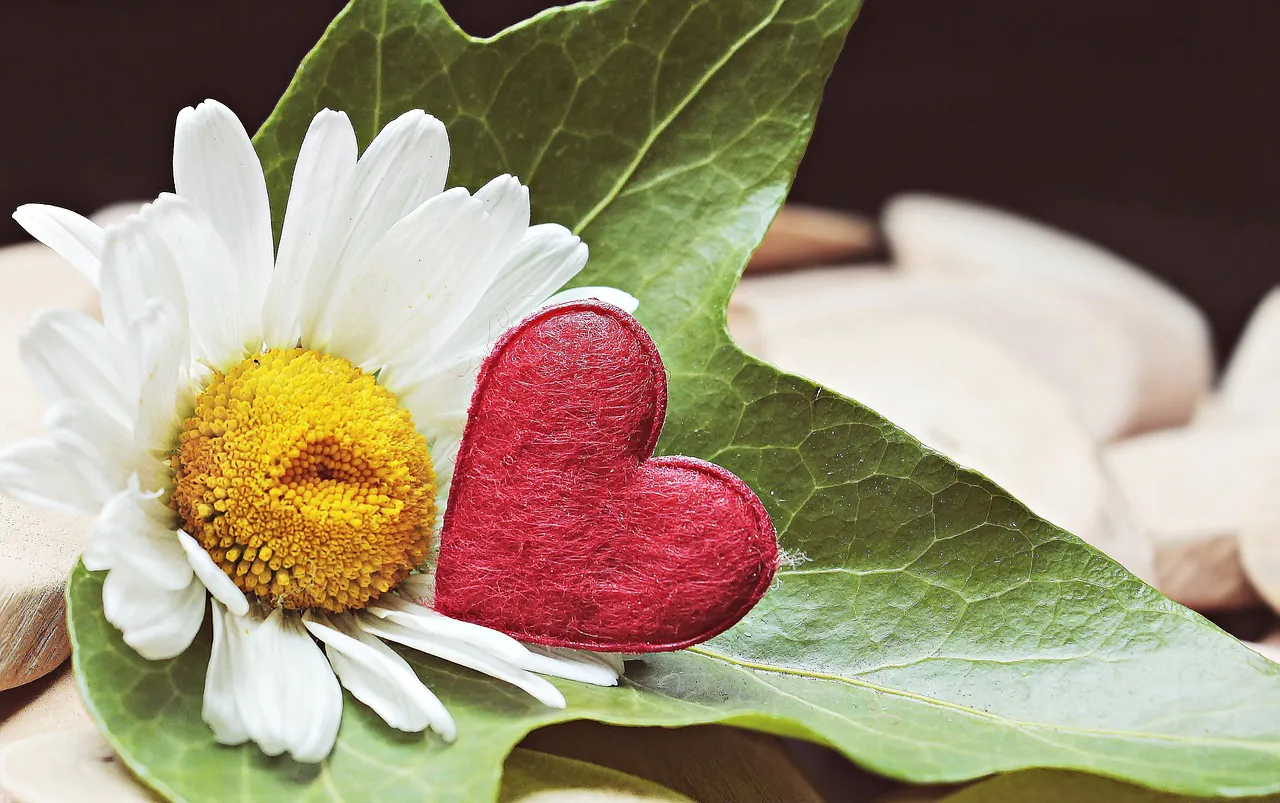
[19,310,130,427]
[227,608,287,755]
[373,593,616,686]
[0,438,99,515]
[204,600,249,746]
[519,644,621,687]
[126,300,190,453]
[367,595,530,665]
[376,175,530,365]
[593,652,627,676]
[142,194,252,369]
[234,609,343,763]
[359,610,566,708]
[177,530,249,617]
[466,173,533,295]
[263,109,358,349]
[434,223,588,358]
[543,285,639,314]
[297,110,450,346]
[307,187,487,364]
[382,352,476,437]
[44,399,147,503]
[173,100,274,324]
[102,565,205,660]
[12,204,104,284]
[98,206,188,343]
[304,611,455,739]
[83,477,190,590]
[394,573,435,606]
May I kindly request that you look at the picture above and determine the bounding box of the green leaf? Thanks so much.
[68,0,1280,800]
[71,565,697,803]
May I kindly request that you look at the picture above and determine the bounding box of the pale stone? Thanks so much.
[748,204,878,273]
[0,730,154,803]
[1245,640,1280,665]
[0,664,91,746]
[1209,288,1280,428]
[0,501,85,691]
[1104,429,1280,541]
[1091,480,1159,587]
[1104,429,1280,610]
[1241,526,1280,616]
[734,306,1151,574]
[882,193,1212,434]
[725,297,766,356]
[1190,395,1232,428]
[1154,533,1260,612]
[733,267,1140,441]
[1236,460,1280,617]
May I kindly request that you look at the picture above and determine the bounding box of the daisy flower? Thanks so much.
[0,100,636,762]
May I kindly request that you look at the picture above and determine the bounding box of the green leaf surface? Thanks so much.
[73,565,702,803]
[69,0,1280,800]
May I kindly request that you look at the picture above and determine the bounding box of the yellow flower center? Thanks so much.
[171,348,436,613]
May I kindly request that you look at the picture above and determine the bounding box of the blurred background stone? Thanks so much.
[0,730,158,803]
[0,663,92,746]
[882,194,1213,435]
[747,205,878,273]
[0,503,85,691]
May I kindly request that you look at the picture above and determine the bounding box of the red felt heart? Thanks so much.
[434,301,778,652]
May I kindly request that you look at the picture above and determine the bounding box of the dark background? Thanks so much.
[1,1,1276,357]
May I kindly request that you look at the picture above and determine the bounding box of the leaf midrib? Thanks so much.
[688,647,1280,752]
[570,0,787,235]
[371,0,390,137]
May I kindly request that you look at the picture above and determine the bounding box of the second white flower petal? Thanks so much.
[102,565,206,660]
[307,187,487,364]
[305,611,456,740]
[143,195,252,370]
[250,610,344,763]
[125,300,191,454]
[542,285,639,314]
[263,109,359,350]
[0,438,100,516]
[435,223,589,359]
[84,478,190,590]
[358,613,566,709]
[297,110,451,343]
[178,530,250,617]
[12,204,104,284]
[205,605,343,762]
[173,99,275,325]
[19,309,130,428]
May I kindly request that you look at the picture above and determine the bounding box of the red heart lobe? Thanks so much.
[434,302,778,652]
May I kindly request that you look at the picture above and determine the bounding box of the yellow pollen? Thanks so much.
[171,348,436,613]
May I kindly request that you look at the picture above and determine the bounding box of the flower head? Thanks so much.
[1,100,634,762]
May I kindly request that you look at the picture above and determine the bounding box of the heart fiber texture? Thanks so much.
[434,302,779,652]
